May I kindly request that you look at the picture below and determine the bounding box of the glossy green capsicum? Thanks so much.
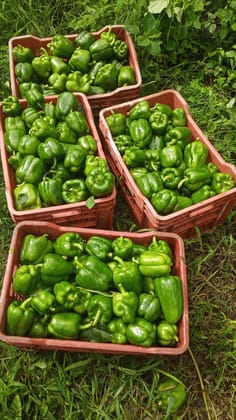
[129,118,152,148]
[151,189,178,215]
[65,110,89,136]
[54,91,78,120]
[112,256,143,294]
[137,292,161,322]
[126,317,156,347]
[48,72,67,92]
[191,185,216,204]
[112,285,138,323]
[94,63,119,90]
[161,167,182,190]
[87,294,113,325]
[69,48,91,73]
[138,250,172,277]
[54,232,85,258]
[129,100,151,120]
[77,135,97,155]
[66,71,92,93]
[149,111,168,135]
[89,38,114,62]
[63,144,87,173]
[32,52,51,79]
[85,167,115,197]
[123,146,146,168]
[38,177,63,206]
[13,184,42,211]
[74,255,113,292]
[6,298,35,336]
[85,236,113,261]
[156,320,179,346]
[2,95,23,116]
[37,137,65,164]
[47,35,75,58]
[160,144,183,168]
[19,233,53,264]
[15,62,33,83]
[62,178,88,203]
[136,171,164,198]
[165,126,191,150]
[12,44,35,63]
[108,318,127,344]
[113,39,128,60]
[111,236,133,260]
[118,65,135,87]
[75,31,95,50]
[84,155,109,176]
[31,289,57,315]
[48,312,81,339]
[178,166,212,191]
[17,134,40,155]
[157,378,187,414]
[16,154,46,185]
[154,275,183,324]
[38,253,74,285]
[172,107,186,127]
[148,237,173,258]
[184,140,208,168]
[12,264,40,295]
[53,281,81,309]
[105,112,127,136]
[211,172,235,193]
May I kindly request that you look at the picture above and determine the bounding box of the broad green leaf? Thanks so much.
[137,35,150,47]
[148,0,169,14]
[143,12,158,33]
[86,196,95,209]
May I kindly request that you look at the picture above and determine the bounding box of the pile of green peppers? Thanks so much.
[12,28,136,98]
[105,100,235,215]
[2,92,115,210]
[6,232,184,348]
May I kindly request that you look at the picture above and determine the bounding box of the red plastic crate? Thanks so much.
[99,89,236,238]
[8,25,142,116]
[0,93,116,228]
[0,221,189,355]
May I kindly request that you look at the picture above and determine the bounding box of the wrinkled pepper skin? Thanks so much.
[112,256,143,294]
[48,312,81,339]
[138,250,172,277]
[54,232,85,258]
[112,285,138,324]
[126,317,156,347]
[184,140,208,168]
[157,378,187,414]
[74,255,113,292]
[6,298,35,336]
[13,183,42,211]
[62,178,88,203]
[12,264,40,296]
[154,275,183,324]
[156,320,179,346]
[19,233,53,265]
[85,167,115,197]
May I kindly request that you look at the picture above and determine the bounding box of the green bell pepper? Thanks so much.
[19,81,42,99]
[12,264,40,296]
[65,110,89,136]
[149,111,168,135]
[13,182,42,211]
[87,294,113,325]
[17,134,40,155]
[25,86,45,109]
[56,121,77,144]
[112,256,143,294]
[105,112,127,136]
[8,151,23,170]
[48,72,67,92]
[156,320,179,346]
[157,378,187,414]
[38,253,74,285]
[77,135,97,155]
[151,189,178,215]
[113,39,128,60]
[62,178,88,203]
[50,55,70,74]
[129,119,152,148]
[85,236,113,261]
[75,31,95,50]
[66,71,91,94]
[173,195,193,211]
[129,100,151,120]
[184,140,208,168]
[29,117,58,140]
[53,281,81,309]
[161,167,182,190]
[138,250,172,277]
[6,298,35,336]
[118,65,135,87]
[32,53,51,79]
[54,91,78,120]
[74,255,113,291]
[111,236,133,260]
[172,107,187,127]
[15,62,33,83]
[28,314,50,338]
[69,48,91,73]
[108,318,127,344]
[114,134,133,154]
[160,144,183,168]
[89,61,105,81]
[84,155,109,176]
[123,147,146,168]
[154,275,183,324]
[4,116,26,152]
[31,289,57,315]
[137,292,161,322]
[151,102,172,118]
[94,63,119,90]
[149,134,165,151]
[178,166,212,191]
[165,126,191,150]
[191,185,216,204]
[211,172,235,194]
[48,312,81,339]
[130,167,148,181]
[89,38,114,62]
[126,317,156,347]
[12,44,35,63]
[85,167,115,197]
[148,237,173,258]
[54,232,85,258]
[101,27,117,45]
[112,285,138,323]
[38,177,63,206]
[135,171,164,198]
[144,149,161,171]
[19,233,53,264]
[37,137,65,164]
[16,154,46,185]
[47,35,75,58]
[63,144,87,173]
[2,95,23,116]
[21,106,42,128]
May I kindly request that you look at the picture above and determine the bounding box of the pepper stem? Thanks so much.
[177,177,187,189]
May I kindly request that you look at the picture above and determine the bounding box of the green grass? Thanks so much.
[0,1,236,419]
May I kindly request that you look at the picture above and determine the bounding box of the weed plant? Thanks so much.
[0,1,235,419]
